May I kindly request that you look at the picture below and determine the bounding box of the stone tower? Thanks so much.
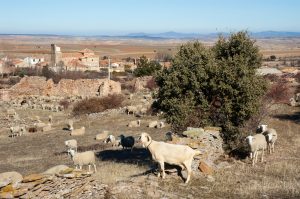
[51,44,62,66]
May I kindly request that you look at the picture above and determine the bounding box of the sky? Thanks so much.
[0,0,299,35]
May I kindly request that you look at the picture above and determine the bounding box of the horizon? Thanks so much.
[0,0,299,35]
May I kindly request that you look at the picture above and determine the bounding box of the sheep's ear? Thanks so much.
[146,135,150,142]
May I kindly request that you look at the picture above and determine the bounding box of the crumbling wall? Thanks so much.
[8,76,121,99]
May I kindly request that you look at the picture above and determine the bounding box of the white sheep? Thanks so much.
[148,121,158,128]
[95,131,109,140]
[245,134,267,166]
[103,135,120,147]
[126,106,138,115]
[65,139,78,153]
[70,127,85,136]
[139,132,201,183]
[9,126,26,137]
[156,121,165,129]
[257,125,278,154]
[68,149,97,172]
[48,115,53,124]
[127,120,141,127]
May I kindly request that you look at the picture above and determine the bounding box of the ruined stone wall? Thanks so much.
[8,76,121,99]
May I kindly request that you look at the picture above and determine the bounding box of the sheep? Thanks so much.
[257,125,278,154]
[127,120,141,127]
[34,122,47,128]
[67,120,74,131]
[139,132,201,183]
[70,127,85,136]
[148,121,158,128]
[68,149,97,172]
[126,106,138,115]
[9,126,26,137]
[156,121,165,129]
[95,131,109,141]
[265,129,277,154]
[104,135,120,147]
[65,139,78,153]
[119,134,135,151]
[245,134,267,166]
[42,123,52,132]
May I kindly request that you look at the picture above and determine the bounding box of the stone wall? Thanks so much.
[8,76,121,99]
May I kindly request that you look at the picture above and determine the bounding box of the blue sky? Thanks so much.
[0,0,299,35]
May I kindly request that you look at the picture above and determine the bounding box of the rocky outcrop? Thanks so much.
[8,76,121,99]
[0,169,108,199]
[169,127,224,174]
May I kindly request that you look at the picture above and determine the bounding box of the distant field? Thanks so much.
[1,35,300,61]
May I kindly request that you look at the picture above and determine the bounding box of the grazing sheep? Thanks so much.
[139,132,201,183]
[127,120,141,127]
[70,127,85,136]
[156,121,165,129]
[65,139,78,153]
[95,131,109,140]
[148,121,158,128]
[245,134,267,166]
[119,134,135,151]
[68,149,97,172]
[9,126,26,137]
[126,106,138,115]
[67,120,74,131]
[104,135,120,147]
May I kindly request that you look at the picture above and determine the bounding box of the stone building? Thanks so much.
[51,44,99,72]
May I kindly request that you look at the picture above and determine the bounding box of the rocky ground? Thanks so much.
[0,91,299,198]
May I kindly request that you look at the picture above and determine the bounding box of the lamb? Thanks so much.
[257,125,278,154]
[127,120,141,127]
[139,132,201,183]
[70,127,85,136]
[148,121,158,128]
[245,134,267,166]
[126,106,138,115]
[68,149,97,172]
[48,115,53,124]
[104,135,120,147]
[95,131,109,141]
[119,134,135,151]
[65,139,78,153]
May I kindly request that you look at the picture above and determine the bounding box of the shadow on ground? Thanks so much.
[274,111,300,124]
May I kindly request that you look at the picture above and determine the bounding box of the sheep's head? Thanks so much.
[245,135,255,145]
[266,133,272,142]
[68,148,76,157]
[139,132,152,148]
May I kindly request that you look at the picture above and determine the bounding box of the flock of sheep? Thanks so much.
[245,124,278,165]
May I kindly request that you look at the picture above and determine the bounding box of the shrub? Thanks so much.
[145,77,158,91]
[72,94,124,116]
[155,31,268,150]
[133,55,162,77]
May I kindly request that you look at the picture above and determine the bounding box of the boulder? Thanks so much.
[43,165,71,175]
[199,161,214,175]
[183,128,204,139]
[0,171,23,188]
[22,173,44,183]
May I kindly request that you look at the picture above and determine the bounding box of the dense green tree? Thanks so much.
[133,55,162,77]
[155,31,267,149]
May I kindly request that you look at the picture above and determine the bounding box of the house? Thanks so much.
[23,57,45,67]
[51,44,100,71]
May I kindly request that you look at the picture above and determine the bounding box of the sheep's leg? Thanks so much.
[88,165,91,172]
[184,160,192,184]
[93,164,97,172]
[159,161,166,179]
[79,165,82,170]
[261,148,264,162]
[252,151,257,166]
[157,162,161,178]
[250,152,253,159]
